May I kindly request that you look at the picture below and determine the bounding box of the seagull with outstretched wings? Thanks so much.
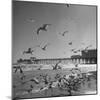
[37,24,51,35]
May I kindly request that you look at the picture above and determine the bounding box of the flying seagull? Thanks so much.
[85,45,92,50]
[37,24,51,35]
[23,48,35,55]
[28,18,35,23]
[83,45,92,53]
[68,42,72,45]
[41,43,50,51]
[59,30,68,36]
[71,49,75,52]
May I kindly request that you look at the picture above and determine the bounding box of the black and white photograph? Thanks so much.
[12,0,97,99]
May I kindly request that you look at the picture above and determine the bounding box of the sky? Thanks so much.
[12,0,97,63]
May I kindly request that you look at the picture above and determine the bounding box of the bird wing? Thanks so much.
[43,24,51,29]
[19,67,23,73]
[44,44,48,49]
[14,68,18,73]
[37,28,42,35]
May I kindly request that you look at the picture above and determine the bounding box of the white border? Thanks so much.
[0,0,99,100]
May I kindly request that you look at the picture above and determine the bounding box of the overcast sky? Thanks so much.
[12,1,97,63]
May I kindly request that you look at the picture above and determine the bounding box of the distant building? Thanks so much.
[81,49,97,58]
[71,49,97,64]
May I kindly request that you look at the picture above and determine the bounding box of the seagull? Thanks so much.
[14,67,18,73]
[37,24,51,35]
[66,4,70,7]
[71,49,75,52]
[29,77,39,84]
[83,45,92,53]
[37,66,42,70]
[13,65,24,74]
[70,68,81,75]
[73,50,81,53]
[40,74,51,85]
[41,43,50,51]
[73,51,78,53]
[68,42,72,45]
[85,45,92,50]
[40,86,49,91]
[59,30,68,36]
[23,48,35,55]
[52,60,62,70]
[71,48,81,53]
[19,67,23,74]
[28,18,35,23]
